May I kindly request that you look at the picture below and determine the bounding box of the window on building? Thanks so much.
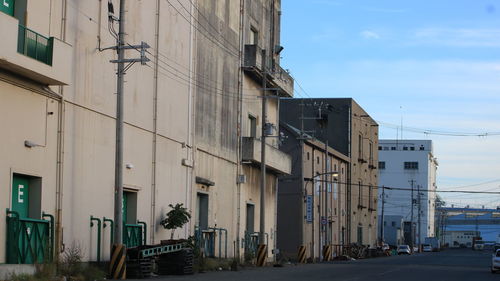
[368,186,372,209]
[250,26,258,45]
[248,114,257,138]
[307,152,310,160]
[403,146,408,151]
[358,135,363,158]
[391,147,396,150]
[419,145,425,151]
[378,146,382,150]
[358,181,362,206]
[410,147,415,151]
[317,156,320,164]
[391,221,396,227]
[379,161,385,169]
[369,142,373,163]
[404,162,418,170]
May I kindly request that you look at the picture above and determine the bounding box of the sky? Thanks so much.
[280,0,500,208]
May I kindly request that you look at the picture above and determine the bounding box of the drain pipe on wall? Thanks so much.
[54,0,68,259]
[150,0,160,244]
[235,0,246,260]
[185,0,196,240]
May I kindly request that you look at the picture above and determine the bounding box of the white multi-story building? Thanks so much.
[378,140,438,245]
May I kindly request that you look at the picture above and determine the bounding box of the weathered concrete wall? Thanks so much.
[350,100,378,246]
[0,82,59,263]
[0,0,289,265]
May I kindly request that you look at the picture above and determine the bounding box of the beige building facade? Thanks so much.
[278,124,350,261]
[0,0,292,266]
[280,98,379,248]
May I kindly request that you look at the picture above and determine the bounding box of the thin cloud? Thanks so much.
[310,0,342,6]
[360,6,406,13]
[412,27,500,47]
[360,30,381,39]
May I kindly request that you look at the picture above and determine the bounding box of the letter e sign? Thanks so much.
[18,184,24,203]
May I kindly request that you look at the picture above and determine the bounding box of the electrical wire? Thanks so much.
[378,121,500,137]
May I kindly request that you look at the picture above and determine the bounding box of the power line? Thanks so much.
[313,179,500,195]
[163,0,240,58]
[177,0,241,52]
[378,121,500,137]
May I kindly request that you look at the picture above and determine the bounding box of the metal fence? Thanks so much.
[6,209,54,264]
[124,224,144,248]
[17,25,53,65]
[194,226,228,258]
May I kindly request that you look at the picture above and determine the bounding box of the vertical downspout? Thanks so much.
[299,139,304,250]
[150,0,160,244]
[347,106,352,244]
[235,0,245,260]
[273,176,278,262]
[55,0,68,260]
[185,0,196,238]
[310,149,315,260]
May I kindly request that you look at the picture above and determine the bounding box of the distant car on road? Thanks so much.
[422,244,432,252]
[397,245,411,255]
[491,249,500,273]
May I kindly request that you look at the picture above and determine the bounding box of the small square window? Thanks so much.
[410,147,415,151]
[403,147,408,151]
[378,161,385,169]
[404,162,418,170]
[378,146,382,150]
[391,147,396,150]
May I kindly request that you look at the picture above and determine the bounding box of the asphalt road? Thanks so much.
[142,248,498,281]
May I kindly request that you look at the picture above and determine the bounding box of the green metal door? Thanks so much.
[12,175,29,218]
[122,192,128,224]
[0,0,15,16]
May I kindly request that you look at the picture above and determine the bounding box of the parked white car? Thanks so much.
[492,249,500,273]
[422,244,432,252]
[397,245,411,255]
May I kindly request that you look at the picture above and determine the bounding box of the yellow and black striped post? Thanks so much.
[109,244,127,279]
[322,245,332,261]
[297,245,307,263]
[256,244,267,267]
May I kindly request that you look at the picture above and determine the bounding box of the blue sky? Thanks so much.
[280,0,500,208]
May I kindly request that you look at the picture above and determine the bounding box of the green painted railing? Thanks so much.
[194,226,228,258]
[6,209,53,264]
[124,224,143,248]
[242,231,268,257]
[17,24,53,65]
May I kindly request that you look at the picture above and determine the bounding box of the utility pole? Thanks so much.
[409,179,415,250]
[323,140,328,260]
[380,186,385,242]
[417,185,422,250]
[107,1,149,277]
[257,48,268,267]
[114,0,126,247]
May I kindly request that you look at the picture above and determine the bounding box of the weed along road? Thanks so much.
[141,249,498,281]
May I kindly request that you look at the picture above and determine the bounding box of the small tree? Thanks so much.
[161,203,191,239]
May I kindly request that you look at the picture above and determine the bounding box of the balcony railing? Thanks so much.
[243,44,294,97]
[17,24,53,66]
